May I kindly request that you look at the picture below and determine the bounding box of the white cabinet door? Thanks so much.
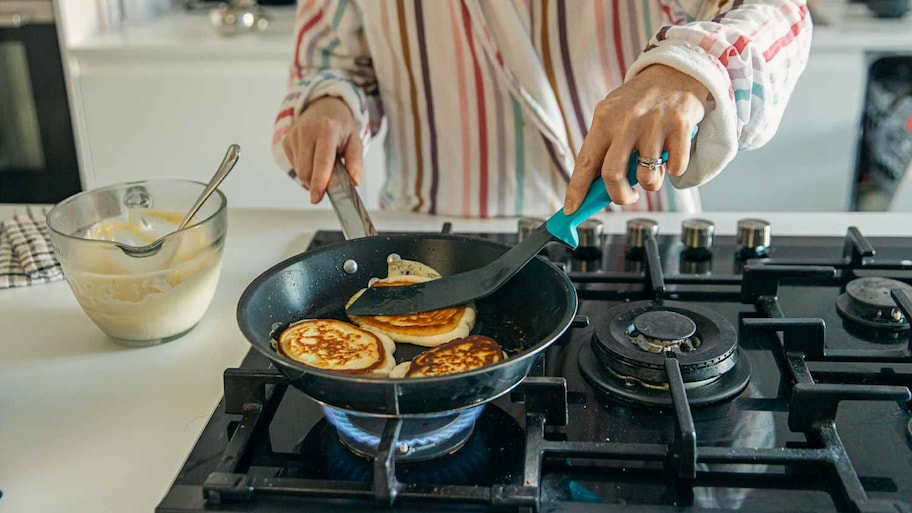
[74,57,384,210]
[698,50,865,211]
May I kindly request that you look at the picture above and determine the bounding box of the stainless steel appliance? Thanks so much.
[158,219,912,512]
[0,0,80,203]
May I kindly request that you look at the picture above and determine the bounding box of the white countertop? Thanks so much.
[68,5,297,59]
[810,1,912,50]
[2,207,912,513]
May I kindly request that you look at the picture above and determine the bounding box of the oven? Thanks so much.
[0,0,80,203]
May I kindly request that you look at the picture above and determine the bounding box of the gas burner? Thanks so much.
[629,310,702,353]
[579,301,750,406]
[836,277,911,333]
[321,406,483,462]
[302,406,524,486]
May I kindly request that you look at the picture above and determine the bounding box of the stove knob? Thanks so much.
[737,218,771,253]
[681,218,715,250]
[625,218,659,249]
[517,217,544,242]
[577,219,604,249]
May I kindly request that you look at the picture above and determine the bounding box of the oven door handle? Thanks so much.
[0,13,30,28]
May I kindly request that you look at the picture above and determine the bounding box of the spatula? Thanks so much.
[346,145,677,316]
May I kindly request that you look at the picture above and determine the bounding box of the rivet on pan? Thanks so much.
[343,259,359,274]
[387,253,401,263]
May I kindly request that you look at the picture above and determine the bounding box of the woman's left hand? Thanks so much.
[563,64,710,213]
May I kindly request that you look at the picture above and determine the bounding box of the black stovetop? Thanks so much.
[157,224,912,513]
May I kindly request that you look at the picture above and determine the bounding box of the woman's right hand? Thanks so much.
[282,97,363,204]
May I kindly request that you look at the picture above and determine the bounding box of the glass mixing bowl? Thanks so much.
[46,180,227,346]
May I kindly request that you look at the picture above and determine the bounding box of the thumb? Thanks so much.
[564,166,597,214]
[343,133,364,186]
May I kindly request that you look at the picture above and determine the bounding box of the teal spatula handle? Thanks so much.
[545,127,698,248]
[544,155,646,248]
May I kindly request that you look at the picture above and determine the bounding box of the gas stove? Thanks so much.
[157,218,912,513]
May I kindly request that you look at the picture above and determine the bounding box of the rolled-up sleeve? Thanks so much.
[626,0,813,188]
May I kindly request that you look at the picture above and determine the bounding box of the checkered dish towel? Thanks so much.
[0,207,65,289]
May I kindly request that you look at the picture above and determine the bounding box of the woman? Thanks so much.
[273,0,811,217]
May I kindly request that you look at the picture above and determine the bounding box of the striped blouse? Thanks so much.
[272,0,812,218]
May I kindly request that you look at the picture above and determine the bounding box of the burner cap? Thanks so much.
[632,311,697,347]
[847,277,912,309]
[836,277,911,332]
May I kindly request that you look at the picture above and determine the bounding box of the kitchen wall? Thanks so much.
[57,1,912,212]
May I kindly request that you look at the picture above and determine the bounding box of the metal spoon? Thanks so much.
[118,144,240,258]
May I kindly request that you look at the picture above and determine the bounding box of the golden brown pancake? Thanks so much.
[346,274,476,347]
[277,319,396,376]
[388,335,506,378]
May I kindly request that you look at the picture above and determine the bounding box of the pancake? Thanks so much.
[387,258,441,279]
[346,274,476,347]
[389,335,506,378]
[277,319,396,376]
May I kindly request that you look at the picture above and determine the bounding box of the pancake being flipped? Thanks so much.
[389,335,506,378]
[346,274,476,347]
[277,319,396,376]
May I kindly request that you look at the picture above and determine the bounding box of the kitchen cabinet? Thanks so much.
[65,9,385,211]
[72,55,386,211]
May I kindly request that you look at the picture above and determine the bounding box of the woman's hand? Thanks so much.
[563,64,710,213]
[282,97,363,204]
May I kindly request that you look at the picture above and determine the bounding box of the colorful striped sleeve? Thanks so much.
[627,0,813,189]
[272,0,382,176]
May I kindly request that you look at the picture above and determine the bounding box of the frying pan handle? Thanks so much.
[326,160,377,240]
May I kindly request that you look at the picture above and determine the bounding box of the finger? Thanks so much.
[565,124,611,214]
[343,134,364,187]
[282,134,295,169]
[635,132,666,192]
[310,120,340,204]
[601,138,639,205]
[665,126,692,177]
[639,164,666,193]
[282,133,303,185]
[290,130,315,189]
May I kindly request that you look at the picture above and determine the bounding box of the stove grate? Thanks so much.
[182,225,912,513]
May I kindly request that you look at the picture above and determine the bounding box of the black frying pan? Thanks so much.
[236,164,577,417]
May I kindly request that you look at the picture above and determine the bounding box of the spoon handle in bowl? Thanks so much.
[178,144,240,230]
